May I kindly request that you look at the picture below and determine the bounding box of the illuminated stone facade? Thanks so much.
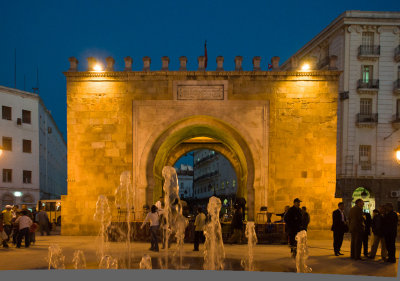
[63,59,341,235]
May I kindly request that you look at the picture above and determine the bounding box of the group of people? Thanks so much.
[141,197,208,252]
[0,204,52,249]
[333,199,398,263]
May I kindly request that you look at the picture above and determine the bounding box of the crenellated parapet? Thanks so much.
[66,55,321,72]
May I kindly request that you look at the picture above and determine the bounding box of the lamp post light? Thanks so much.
[395,146,400,165]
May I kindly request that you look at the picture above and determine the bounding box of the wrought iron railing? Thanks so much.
[356,113,378,123]
[357,79,379,89]
[358,45,380,56]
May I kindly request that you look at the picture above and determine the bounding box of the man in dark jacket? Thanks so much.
[362,211,372,257]
[383,203,398,263]
[331,202,348,256]
[284,198,303,258]
[369,207,387,260]
[349,199,365,260]
[228,204,244,244]
[301,206,310,231]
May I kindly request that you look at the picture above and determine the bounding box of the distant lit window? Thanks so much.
[23,139,32,153]
[2,169,12,182]
[2,137,12,151]
[362,65,373,83]
[232,180,236,187]
[23,170,32,184]
[2,106,11,120]
[22,110,31,124]
[221,182,224,189]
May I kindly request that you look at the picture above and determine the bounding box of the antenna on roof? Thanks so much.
[32,66,39,94]
[14,48,17,89]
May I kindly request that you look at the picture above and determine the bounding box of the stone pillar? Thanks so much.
[271,56,280,71]
[216,56,224,71]
[197,56,206,71]
[234,56,243,71]
[68,57,78,72]
[105,56,115,71]
[252,56,261,71]
[290,57,298,70]
[328,55,338,70]
[179,56,187,71]
[87,57,97,71]
[161,56,169,71]
[124,56,133,71]
[143,56,151,71]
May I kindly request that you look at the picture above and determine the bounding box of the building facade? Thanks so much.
[0,86,67,210]
[63,55,340,235]
[281,11,400,213]
[176,163,193,199]
[193,149,237,201]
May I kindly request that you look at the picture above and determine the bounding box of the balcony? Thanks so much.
[358,45,380,60]
[357,79,379,95]
[194,153,217,167]
[392,113,400,129]
[395,45,400,62]
[394,79,400,95]
[193,171,218,182]
[360,161,372,170]
[356,113,378,128]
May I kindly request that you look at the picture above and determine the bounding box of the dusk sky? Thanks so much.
[0,0,398,140]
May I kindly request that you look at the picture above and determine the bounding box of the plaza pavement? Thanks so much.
[0,232,398,278]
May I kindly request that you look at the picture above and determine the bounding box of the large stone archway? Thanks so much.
[143,116,255,217]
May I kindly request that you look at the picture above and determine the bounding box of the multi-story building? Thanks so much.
[193,149,237,206]
[281,11,400,212]
[176,163,193,199]
[0,85,67,210]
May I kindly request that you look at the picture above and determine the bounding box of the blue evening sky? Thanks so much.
[0,0,398,141]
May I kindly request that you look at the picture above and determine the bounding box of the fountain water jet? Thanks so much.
[93,194,112,268]
[139,254,152,269]
[295,230,312,273]
[47,244,65,269]
[114,171,135,268]
[72,250,86,269]
[241,221,257,271]
[203,196,225,270]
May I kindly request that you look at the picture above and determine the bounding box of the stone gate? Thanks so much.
[62,55,341,235]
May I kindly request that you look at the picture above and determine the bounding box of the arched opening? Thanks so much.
[1,193,14,209]
[352,187,375,213]
[143,115,256,220]
[173,148,239,219]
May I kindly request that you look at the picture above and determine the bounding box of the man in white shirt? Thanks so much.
[141,205,160,252]
[193,207,206,251]
[15,210,33,248]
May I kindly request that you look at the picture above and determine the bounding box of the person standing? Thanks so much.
[284,198,303,258]
[1,205,13,241]
[37,207,50,236]
[369,207,387,260]
[382,203,398,263]
[301,206,310,231]
[348,199,365,260]
[141,205,160,252]
[228,204,244,244]
[331,202,348,256]
[193,207,206,251]
[362,211,372,257]
[15,210,33,248]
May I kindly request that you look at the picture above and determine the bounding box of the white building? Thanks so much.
[281,11,400,213]
[193,149,238,202]
[176,164,193,199]
[0,85,67,210]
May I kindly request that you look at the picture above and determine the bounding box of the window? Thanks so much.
[23,139,32,153]
[360,99,372,115]
[362,32,374,46]
[359,145,371,170]
[232,180,236,187]
[2,137,12,151]
[23,170,32,184]
[362,65,373,83]
[22,110,31,124]
[2,106,11,120]
[2,169,12,182]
